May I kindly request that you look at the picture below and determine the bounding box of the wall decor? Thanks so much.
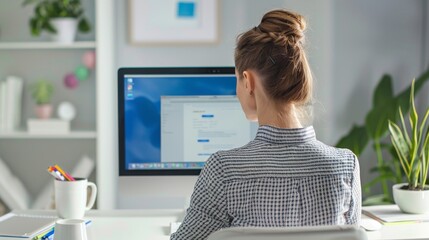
[129,0,218,44]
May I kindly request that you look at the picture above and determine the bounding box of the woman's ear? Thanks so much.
[242,70,256,95]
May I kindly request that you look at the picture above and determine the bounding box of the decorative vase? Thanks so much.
[393,183,429,214]
[35,104,53,119]
[50,18,77,43]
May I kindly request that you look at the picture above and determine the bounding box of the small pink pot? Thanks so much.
[35,104,53,119]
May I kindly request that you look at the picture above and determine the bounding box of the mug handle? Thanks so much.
[85,181,97,211]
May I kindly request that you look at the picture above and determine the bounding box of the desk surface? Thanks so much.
[12,209,429,240]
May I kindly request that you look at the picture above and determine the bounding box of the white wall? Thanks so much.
[330,0,426,183]
[112,0,428,208]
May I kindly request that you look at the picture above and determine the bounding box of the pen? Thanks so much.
[46,169,60,181]
[33,227,54,240]
[41,229,54,240]
[54,165,75,181]
[52,168,65,181]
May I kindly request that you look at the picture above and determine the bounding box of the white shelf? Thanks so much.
[0,130,97,139]
[0,41,96,50]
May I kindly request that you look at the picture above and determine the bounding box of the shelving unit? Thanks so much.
[0,41,96,50]
[0,0,116,210]
[0,130,97,139]
[0,0,99,209]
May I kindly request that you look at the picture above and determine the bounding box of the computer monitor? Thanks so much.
[118,67,258,176]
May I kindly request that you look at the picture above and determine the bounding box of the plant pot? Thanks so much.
[35,104,53,119]
[50,18,77,43]
[393,183,429,214]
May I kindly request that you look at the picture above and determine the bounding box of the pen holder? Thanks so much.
[54,178,97,219]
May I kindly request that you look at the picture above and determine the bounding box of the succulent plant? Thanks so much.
[31,80,54,105]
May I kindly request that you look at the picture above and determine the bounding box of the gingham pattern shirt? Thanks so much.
[170,125,361,240]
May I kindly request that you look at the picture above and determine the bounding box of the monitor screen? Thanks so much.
[118,67,257,175]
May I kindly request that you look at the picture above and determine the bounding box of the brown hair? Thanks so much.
[235,9,313,104]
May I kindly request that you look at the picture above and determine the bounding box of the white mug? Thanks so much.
[53,219,88,240]
[55,178,97,219]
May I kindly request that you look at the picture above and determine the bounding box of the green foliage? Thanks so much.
[31,80,54,105]
[23,0,91,36]
[336,68,429,205]
[389,80,429,190]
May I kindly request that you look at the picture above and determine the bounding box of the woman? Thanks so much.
[171,9,361,240]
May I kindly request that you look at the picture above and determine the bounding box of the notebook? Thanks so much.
[363,205,429,225]
[0,213,57,239]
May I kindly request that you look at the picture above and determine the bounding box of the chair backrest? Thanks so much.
[207,225,368,240]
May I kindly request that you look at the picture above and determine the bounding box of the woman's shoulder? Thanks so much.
[202,143,255,170]
[312,139,356,156]
[311,139,358,167]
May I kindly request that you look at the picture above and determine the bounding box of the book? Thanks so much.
[0,77,24,133]
[27,119,70,135]
[0,81,6,131]
[363,205,429,225]
[0,156,32,210]
[0,213,57,239]
[0,76,23,132]
[8,77,23,131]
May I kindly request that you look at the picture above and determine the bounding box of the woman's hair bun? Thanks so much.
[256,9,306,47]
[235,9,313,105]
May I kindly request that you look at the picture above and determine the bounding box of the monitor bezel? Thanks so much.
[118,67,236,176]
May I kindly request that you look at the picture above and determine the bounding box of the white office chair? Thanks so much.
[207,225,368,240]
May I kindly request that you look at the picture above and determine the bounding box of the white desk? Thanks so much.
[12,209,429,240]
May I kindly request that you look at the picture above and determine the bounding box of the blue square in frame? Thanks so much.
[177,2,195,18]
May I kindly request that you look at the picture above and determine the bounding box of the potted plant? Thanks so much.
[336,68,429,205]
[388,80,429,214]
[23,0,91,43]
[31,80,54,119]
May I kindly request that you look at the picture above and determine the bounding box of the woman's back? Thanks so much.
[171,126,361,240]
[222,126,360,227]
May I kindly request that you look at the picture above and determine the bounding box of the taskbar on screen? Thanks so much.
[128,162,205,170]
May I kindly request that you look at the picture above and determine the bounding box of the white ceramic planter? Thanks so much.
[50,18,77,43]
[392,183,429,214]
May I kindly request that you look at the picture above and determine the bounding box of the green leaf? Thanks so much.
[373,75,394,108]
[45,21,56,33]
[388,121,410,164]
[369,165,395,175]
[389,121,411,179]
[30,18,39,36]
[422,112,429,186]
[335,125,368,156]
[396,69,429,113]
[409,80,418,132]
[419,107,429,141]
[78,18,90,33]
[398,108,411,147]
[366,100,397,140]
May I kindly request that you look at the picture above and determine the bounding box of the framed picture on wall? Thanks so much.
[129,0,218,44]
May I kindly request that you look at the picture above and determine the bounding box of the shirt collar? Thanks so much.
[255,125,316,145]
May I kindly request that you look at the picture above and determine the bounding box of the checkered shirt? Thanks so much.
[170,125,361,240]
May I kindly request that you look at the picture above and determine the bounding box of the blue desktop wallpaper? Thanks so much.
[124,76,237,170]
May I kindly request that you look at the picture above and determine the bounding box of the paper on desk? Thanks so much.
[363,205,429,224]
[0,213,56,238]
